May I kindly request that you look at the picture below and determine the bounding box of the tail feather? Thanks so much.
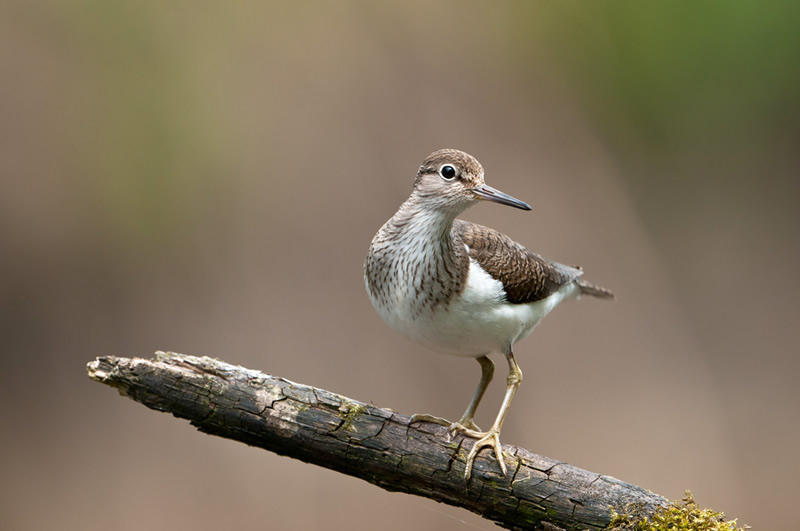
[576,279,615,300]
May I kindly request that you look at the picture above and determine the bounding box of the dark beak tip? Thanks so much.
[474,184,531,211]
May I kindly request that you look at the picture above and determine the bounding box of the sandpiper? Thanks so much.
[364,149,613,480]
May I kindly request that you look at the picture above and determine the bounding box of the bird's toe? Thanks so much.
[463,429,507,481]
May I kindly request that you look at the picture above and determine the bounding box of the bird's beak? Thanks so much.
[473,184,531,211]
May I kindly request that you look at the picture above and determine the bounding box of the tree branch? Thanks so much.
[87,351,668,530]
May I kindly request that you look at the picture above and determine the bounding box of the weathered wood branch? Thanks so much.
[87,352,668,530]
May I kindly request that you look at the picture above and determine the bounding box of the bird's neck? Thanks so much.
[385,196,463,258]
[368,196,469,309]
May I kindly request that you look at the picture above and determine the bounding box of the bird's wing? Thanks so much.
[453,219,583,304]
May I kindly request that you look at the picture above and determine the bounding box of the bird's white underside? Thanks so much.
[368,246,578,358]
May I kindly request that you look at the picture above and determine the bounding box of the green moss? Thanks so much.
[609,491,746,531]
[338,401,368,432]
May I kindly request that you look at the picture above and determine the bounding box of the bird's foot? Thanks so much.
[409,413,450,426]
[462,427,507,481]
[409,414,481,435]
[450,418,482,433]
[410,414,506,480]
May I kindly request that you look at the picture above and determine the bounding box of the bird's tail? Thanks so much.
[576,279,615,300]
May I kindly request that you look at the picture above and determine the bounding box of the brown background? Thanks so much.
[2,2,798,530]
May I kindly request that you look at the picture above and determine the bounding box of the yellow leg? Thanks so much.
[409,355,494,432]
[461,351,522,481]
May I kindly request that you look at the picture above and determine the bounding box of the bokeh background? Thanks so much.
[2,2,798,530]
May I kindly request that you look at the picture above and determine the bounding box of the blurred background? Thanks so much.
[2,1,798,529]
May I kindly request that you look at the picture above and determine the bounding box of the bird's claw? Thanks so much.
[409,414,481,435]
[463,428,507,481]
[450,419,481,433]
[409,413,452,428]
[410,414,506,480]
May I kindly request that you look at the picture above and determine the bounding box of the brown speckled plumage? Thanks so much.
[453,220,584,304]
[365,148,613,319]
[365,204,469,317]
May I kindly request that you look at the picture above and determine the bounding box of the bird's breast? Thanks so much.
[366,253,573,357]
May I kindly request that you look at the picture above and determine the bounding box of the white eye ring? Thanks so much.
[439,164,457,181]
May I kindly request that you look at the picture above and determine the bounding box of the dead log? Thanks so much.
[87,351,670,530]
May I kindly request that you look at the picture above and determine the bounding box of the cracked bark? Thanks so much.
[87,352,668,530]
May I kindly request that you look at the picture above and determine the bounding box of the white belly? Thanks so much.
[368,259,577,357]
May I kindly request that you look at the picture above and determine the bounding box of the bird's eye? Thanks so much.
[440,165,457,180]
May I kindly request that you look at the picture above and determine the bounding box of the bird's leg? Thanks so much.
[461,351,522,481]
[451,355,494,432]
[409,356,494,432]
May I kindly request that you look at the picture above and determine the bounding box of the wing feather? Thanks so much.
[453,220,582,304]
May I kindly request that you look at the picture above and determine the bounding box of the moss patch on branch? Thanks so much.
[609,491,746,531]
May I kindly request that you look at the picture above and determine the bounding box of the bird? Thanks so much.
[364,148,613,481]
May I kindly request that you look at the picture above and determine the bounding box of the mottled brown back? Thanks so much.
[453,220,584,304]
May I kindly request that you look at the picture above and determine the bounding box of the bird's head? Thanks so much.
[412,149,531,214]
